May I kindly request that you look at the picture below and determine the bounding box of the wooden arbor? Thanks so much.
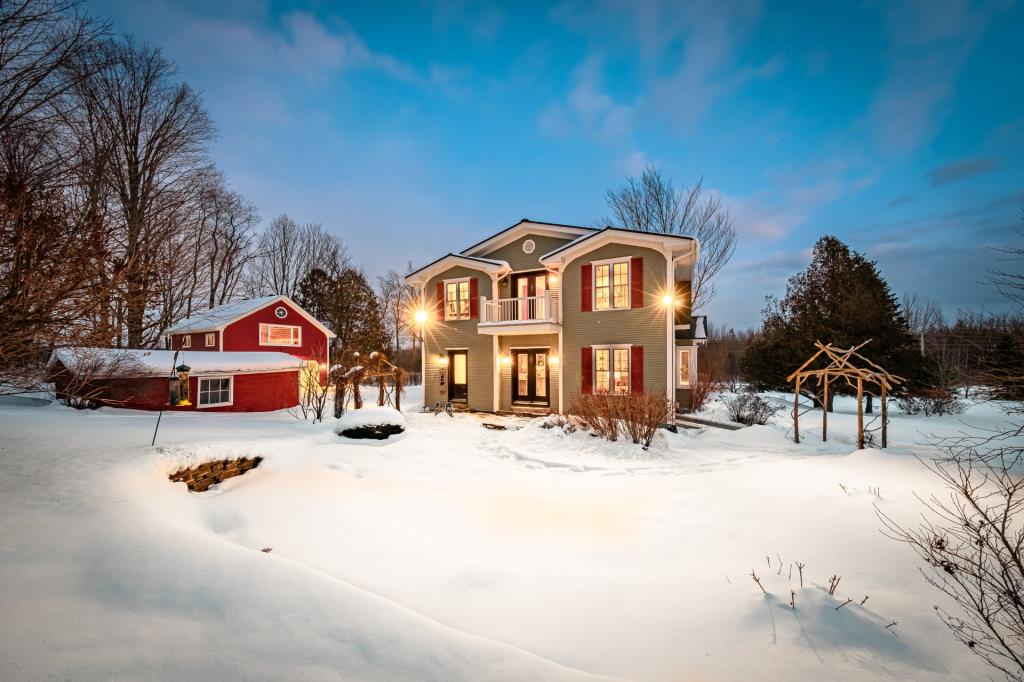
[337,351,406,414]
[786,341,903,449]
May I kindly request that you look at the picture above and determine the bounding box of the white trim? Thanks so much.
[591,256,631,311]
[460,222,593,258]
[204,332,216,347]
[168,295,336,339]
[259,322,302,347]
[508,345,552,350]
[666,252,674,404]
[591,344,632,395]
[539,228,694,266]
[197,375,233,408]
[405,254,510,288]
[557,329,563,414]
[522,239,536,254]
[676,346,698,389]
[442,277,472,321]
[492,335,500,412]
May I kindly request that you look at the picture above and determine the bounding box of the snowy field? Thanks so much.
[0,387,1016,681]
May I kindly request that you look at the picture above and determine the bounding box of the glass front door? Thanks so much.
[512,349,549,405]
[448,350,467,402]
[512,272,548,320]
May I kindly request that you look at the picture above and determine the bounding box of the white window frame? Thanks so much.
[591,257,631,311]
[259,323,302,347]
[676,346,697,388]
[197,375,233,408]
[443,277,472,321]
[592,343,632,395]
[205,332,216,347]
[181,335,191,349]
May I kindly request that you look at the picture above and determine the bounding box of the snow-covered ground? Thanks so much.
[0,387,1015,681]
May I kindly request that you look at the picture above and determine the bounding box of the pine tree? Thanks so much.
[295,267,388,368]
[742,236,922,404]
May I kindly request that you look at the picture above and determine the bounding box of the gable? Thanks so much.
[477,232,576,272]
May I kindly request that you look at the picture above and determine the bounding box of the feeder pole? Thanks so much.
[822,375,829,442]
[793,376,801,444]
[151,350,180,447]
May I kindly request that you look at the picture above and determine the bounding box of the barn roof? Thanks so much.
[48,347,304,377]
[166,295,336,337]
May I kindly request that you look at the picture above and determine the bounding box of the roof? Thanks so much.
[167,295,336,338]
[539,226,697,263]
[404,253,511,285]
[48,347,304,377]
[458,219,596,257]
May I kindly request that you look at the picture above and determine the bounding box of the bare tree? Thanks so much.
[902,292,945,336]
[988,222,1024,311]
[246,215,348,298]
[604,165,736,309]
[378,266,415,364]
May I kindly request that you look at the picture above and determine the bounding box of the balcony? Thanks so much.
[478,293,561,335]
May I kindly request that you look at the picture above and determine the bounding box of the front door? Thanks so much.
[448,350,468,402]
[512,271,547,320]
[512,349,549,405]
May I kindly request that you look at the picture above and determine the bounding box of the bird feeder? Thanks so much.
[174,363,192,406]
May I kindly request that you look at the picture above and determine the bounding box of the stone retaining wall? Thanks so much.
[169,457,262,492]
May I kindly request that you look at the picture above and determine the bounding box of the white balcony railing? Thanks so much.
[480,292,559,324]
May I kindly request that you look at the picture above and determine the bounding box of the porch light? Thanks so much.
[413,308,428,325]
[661,294,675,307]
[548,273,559,286]
[438,355,449,366]
[500,354,512,366]
[174,363,192,406]
[549,355,560,366]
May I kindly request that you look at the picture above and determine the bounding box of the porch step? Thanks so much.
[674,414,744,431]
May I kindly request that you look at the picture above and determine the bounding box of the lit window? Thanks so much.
[198,377,232,407]
[205,332,216,347]
[678,348,692,387]
[593,346,630,394]
[445,279,471,320]
[594,259,630,310]
[181,335,191,348]
[259,323,301,346]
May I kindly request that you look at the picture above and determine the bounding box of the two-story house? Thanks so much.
[405,219,706,414]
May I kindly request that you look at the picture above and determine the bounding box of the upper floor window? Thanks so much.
[205,332,216,347]
[259,323,301,347]
[594,346,630,394]
[445,279,471,320]
[594,258,630,310]
[181,335,191,348]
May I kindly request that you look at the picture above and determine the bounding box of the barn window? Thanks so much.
[198,376,232,407]
[181,335,191,348]
[205,332,216,347]
[259,323,301,347]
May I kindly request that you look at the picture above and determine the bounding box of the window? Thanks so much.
[198,377,232,407]
[522,239,536,254]
[677,348,693,387]
[593,346,630,394]
[205,332,216,347]
[259,323,301,347]
[594,258,630,310]
[274,306,288,319]
[445,279,471,320]
[181,335,191,349]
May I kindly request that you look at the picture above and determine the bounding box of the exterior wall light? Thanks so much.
[438,355,449,366]
[500,354,512,366]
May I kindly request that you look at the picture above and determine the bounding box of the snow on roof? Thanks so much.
[166,296,281,334]
[49,347,303,376]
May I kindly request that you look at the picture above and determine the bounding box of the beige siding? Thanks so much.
[481,233,574,275]
[497,333,560,411]
[422,265,495,411]
[561,243,671,408]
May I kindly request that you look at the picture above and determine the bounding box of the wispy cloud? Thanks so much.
[926,156,1001,186]
[868,1,1009,154]
[539,55,633,140]
[421,0,505,44]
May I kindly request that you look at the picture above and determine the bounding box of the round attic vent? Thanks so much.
[274,306,288,319]
[522,239,536,254]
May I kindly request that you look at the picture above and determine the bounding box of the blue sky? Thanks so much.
[91,0,1024,328]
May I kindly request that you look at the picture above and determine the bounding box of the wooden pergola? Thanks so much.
[338,351,406,413]
[786,340,904,449]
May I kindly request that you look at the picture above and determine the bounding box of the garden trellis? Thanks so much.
[337,351,406,414]
[786,340,903,449]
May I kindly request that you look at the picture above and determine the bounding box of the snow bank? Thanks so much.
[335,406,406,432]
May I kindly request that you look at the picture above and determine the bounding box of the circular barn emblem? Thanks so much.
[522,239,536,254]
[274,306,288,319]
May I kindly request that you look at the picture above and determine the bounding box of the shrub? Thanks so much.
[723,390,779,425]
[569,392,674,448]
[896,389,966,416]
[689,343,727,413]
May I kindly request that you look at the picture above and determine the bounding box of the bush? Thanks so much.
[723,390,779,425]
[569,392,674,448]
[896,389,966,416]
[689,343,727,413]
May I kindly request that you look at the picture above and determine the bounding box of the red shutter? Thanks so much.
[581,264,592,312]
[435,282,445,320]
[630,257,643,308]
[469,277,479,319]
[630,345,644,394]
[581,346,593,395]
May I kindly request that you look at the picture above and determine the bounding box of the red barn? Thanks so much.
[48,348,303,412]
[167,295,334,385]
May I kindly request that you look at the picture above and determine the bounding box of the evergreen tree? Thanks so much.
[295,267,388,368]
[742,236,922,403]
